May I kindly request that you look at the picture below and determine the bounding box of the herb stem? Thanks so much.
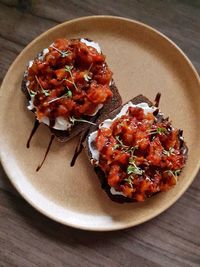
[35,75,49,96]
[51,45,70,57]
[48,89,72,104]
[65,66,79,91]
[69,116,96,126]
[148,127,167,135]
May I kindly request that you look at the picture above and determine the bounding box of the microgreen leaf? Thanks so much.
[113,144,120,150]
[148,127,167,135]
[127,157,144,176]
[35,75,50,96]
[114,136,138,155]
[51,45,70,58]
[127,145,139,156]
[48,89,72,104]
[83,63,93,82]
[64,65,79,91]
[43,89,50,96]
[127,165,143,175]
[66,90,72,98]
[84,73,91,82]
[29,90,37,97]
[124,176,134,188]
[174,169,181,176]
[163,147,175,156]
[164,169,181,179]
[65,65,73,73]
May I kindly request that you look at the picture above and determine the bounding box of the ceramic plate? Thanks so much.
[0,16,200,231]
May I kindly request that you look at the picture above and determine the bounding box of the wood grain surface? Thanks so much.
[0,0,200,266]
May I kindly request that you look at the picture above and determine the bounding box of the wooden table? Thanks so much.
[1,1,200,266]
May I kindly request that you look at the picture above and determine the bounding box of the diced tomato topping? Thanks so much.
[26,38,113,122]
[94,106,187,201]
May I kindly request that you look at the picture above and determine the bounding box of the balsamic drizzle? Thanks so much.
[70,114,99,167]
[26,120,40,148]
[36,135,55,172]
[70,127,90,167]
[154,92,161,107]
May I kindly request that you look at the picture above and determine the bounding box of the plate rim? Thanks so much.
[0,15,200,231]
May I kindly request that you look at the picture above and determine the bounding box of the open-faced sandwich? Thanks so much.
[22,38,122,143]
[85,94,188,202]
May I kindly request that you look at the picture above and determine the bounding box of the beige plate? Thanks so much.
[0,16,200,231]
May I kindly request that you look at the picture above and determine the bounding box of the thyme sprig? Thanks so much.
[69,116,96,126]
[35,75,50,96]
[64,65,79,91]
[51,45,70,58]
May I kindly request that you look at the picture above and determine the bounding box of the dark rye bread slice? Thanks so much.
[84,95,188,203]
[21,39,122,142]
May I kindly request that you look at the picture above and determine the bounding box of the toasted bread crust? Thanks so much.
[84,95,188,203]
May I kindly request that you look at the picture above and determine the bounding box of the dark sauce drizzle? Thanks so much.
[154,92,161,107]
[36,135,55,172]
[70,114,99,167]
[70,127,90,167]
[26,120,55,172]
[26,120,40,148]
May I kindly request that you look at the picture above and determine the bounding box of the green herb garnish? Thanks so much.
[35,75,50,96]
[66,90,72,98]
[125,158,143,188]
[113,143,120,150]
[83,63,93,82]
[64,65,79,91]
[148,127,167,135]
[174,169,181,176]
[29,90,37,97]
[114,136,138,155]
[127,158,144,176]
[164,169,181,181]
[163,147,175,156]
[127,165,143,175]
[124,176,134,188]
[48,89,72,104]
[69,116,96,126]
[115,136,128,149]
[65,65,73,73]
[51,45,70,57]
[84,73,91,82]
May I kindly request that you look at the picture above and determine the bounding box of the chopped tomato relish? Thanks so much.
[26,39,113,124]
[95,106,187,201]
